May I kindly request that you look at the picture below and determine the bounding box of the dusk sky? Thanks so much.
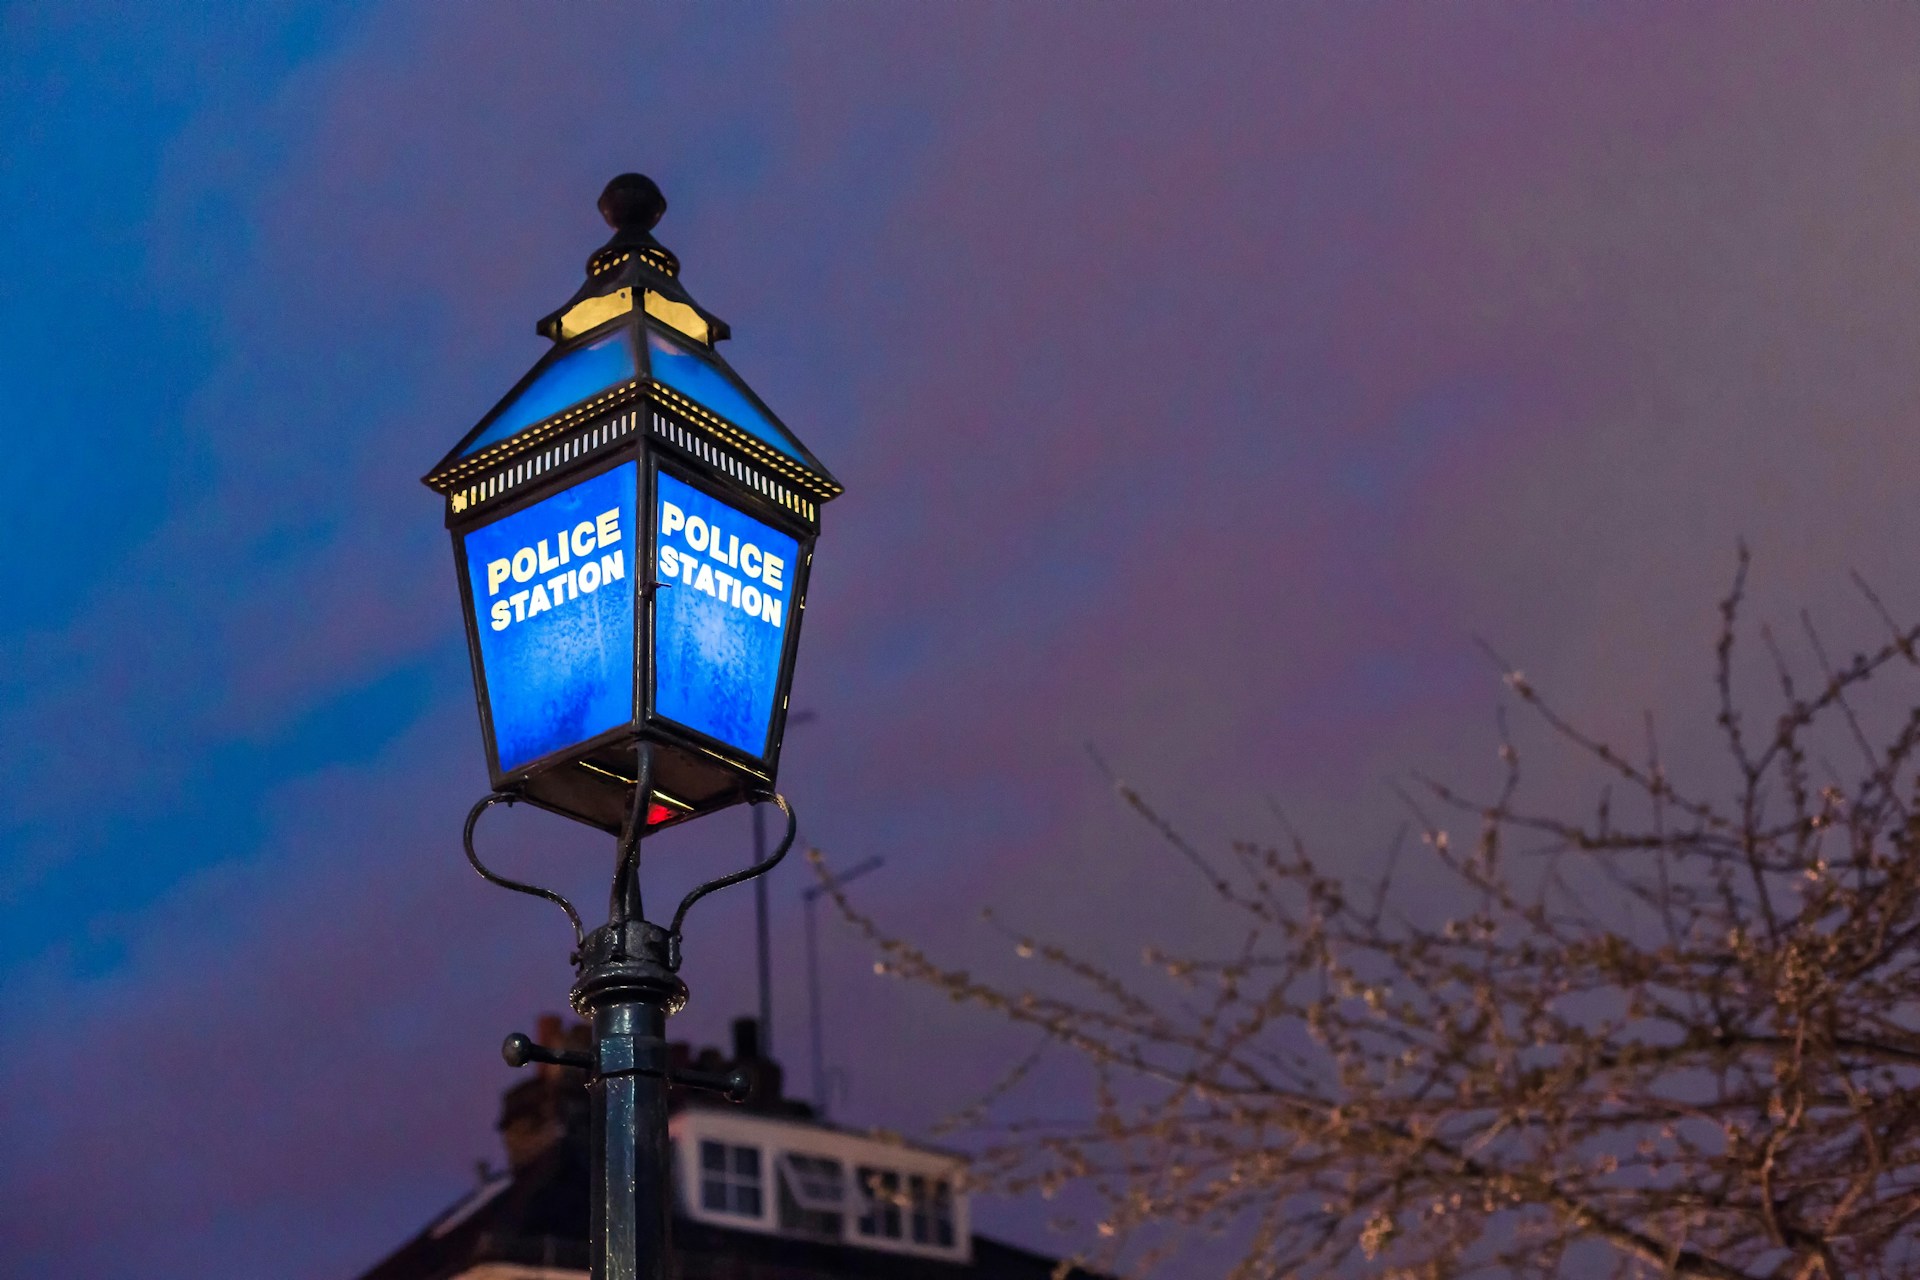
[10,6,1920,1276]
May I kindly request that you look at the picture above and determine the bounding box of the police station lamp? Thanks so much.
[424,174,840,834]
[420,174,841,1280]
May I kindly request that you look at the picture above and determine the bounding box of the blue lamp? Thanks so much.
[423,174,840,833]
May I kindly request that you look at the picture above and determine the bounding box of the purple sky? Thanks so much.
[9,6,1920,1276]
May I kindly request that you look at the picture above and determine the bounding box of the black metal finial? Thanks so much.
[599,173,666,234]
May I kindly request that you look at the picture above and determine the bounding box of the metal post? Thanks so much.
[753,804,772,1058]
[569,749,688,1280]
[475,776,796,1280]
[572,919,685,1280]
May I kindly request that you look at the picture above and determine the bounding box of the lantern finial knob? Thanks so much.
[599,173,666,234]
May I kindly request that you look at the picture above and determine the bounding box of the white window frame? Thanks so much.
[696,1138,765,1221]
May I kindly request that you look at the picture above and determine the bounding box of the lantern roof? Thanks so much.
[424,174,840,500]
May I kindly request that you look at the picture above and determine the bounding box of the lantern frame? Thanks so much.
[427,242,838,834]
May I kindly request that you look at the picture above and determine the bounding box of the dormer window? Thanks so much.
[675,1112,970,1262]
[698,1140,763,1218]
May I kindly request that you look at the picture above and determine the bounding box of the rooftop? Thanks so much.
[350,1017,1088,1280]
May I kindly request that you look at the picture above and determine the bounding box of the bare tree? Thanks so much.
[824,552,1920,1279]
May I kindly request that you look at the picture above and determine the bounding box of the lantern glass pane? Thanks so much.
[465,462,638,772]
[459,330,637,458]
[652,471,799,758]
[645,328,808,464]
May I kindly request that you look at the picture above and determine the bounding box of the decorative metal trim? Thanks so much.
[429,377,838,506]
[429,379,645,491]
[443,397,829,522]
[447,409,641,515]
[650,411,818,522]
[591,247,677,278]
[646,382,841,502]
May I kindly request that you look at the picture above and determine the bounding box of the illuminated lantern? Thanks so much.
[423,174,839,833]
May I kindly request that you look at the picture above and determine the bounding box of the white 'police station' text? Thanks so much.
[484,506,626,632]
[657,500,786,627]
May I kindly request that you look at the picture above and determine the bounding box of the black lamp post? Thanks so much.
[422,174,840,1280]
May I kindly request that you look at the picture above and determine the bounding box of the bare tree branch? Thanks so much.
[827,558,1920,1278]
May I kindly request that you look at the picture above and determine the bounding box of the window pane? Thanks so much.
[736,1186,762,1217]
[856,1167,882,1235]
[934,1182,955,1247]
[701,1179,728,1212]
[650,470,800,760]
[733,1146,761,1178]
[701,1141,727,1172]
[910,1175,931,1242]
[778,1159,845,1240]
[873,1171,901,1239]
[802,1159,842,1200]
[780,1154,846,1213]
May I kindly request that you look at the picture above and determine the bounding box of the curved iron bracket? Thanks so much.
[665,791,795,971]
[463,792,586,950]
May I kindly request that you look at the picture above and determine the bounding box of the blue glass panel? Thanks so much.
[652,472,798,758]
[645,328,806,463]
[466,463,637,772]
[460,330,636,458]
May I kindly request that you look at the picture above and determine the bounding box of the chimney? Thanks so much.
[497,1014,590,1171]
[725,1017,792,1110]
[731,1017,761,1065]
